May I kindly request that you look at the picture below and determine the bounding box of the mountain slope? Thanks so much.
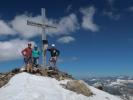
[0,72,122,100]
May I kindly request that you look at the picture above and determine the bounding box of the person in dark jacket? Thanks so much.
[47,44,60,68]
[21,42,33,72]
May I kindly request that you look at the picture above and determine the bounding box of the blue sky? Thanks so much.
[0,0,133,78]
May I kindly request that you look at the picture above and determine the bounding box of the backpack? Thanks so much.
[55,49,60,56]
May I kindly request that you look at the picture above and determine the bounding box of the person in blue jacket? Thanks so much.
[32,44,40,67]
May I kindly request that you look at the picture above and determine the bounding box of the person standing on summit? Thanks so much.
[47,44,60,68]
[21,42,33,73]
[32,44,40,67]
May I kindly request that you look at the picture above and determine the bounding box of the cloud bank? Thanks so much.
[10,13,79,38]
[0,39,34,61]
[0,20,16,35]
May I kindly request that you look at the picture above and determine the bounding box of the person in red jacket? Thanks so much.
[21,42,33,73]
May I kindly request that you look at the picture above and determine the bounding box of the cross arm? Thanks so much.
[27,20,56,28]
[27,20,44,28]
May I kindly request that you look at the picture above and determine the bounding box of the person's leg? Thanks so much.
[52,57,56,68]
[34,57,38,67]
[26,57,30,72]
[33,57,35,67]
[53,57,58,69]
[29,57,33,73]
[49,57,57,70]
[29,64,33,73]
[27,57,33,73]
[36,57,39,66]
[53,58,56,67]
[24,57,28,71]
[51,57,56,66]
[49,57,53,67]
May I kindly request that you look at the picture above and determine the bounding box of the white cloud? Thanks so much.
[46,13,79,36]
[103,11,120,20]
[80,6,99,32]
[57,56,78,63]
[107,0,115,6]
[0,20,16,35]
[0,7,101,39]
[0,8,105,39]
[104,0,121,20]
[128,6,133,12]
[71,56,78,61]
[106,0,116,10]
[10,12,79,38]
[10,15,42,38]
[0,39,34,61]
[57,36,75,44]
[66,5,72,12]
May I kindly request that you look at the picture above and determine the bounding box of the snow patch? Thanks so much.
[0,72,122,100]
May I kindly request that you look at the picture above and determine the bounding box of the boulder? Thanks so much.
[62,80,93,97]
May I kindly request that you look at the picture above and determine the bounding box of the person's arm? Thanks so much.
[21,48,26,56]
[47,48,51,51]
[38,50,40,55]
[56,49,60,57]
[32,50,34,56]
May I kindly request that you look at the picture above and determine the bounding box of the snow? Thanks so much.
[109,79,133,87]
[117,79,133,84]
[91,79,96,81]
[0,72,122,100]
[109,81,126,87]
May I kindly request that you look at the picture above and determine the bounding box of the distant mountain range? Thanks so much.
[83,75,133,100]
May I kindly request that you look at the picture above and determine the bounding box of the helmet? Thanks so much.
[51,44,55,47]
[34,44,38,48]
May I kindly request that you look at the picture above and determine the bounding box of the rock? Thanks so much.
[63,80,93,97]
[40,68,48,76]
[96,86,103,90]
[11,68,20,73]
[0,66,73,88]
[93,82,104,90]
[43,66,73,80]
[0,73,15,88]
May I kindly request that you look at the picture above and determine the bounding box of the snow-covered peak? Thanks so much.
[0,72,122,100]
